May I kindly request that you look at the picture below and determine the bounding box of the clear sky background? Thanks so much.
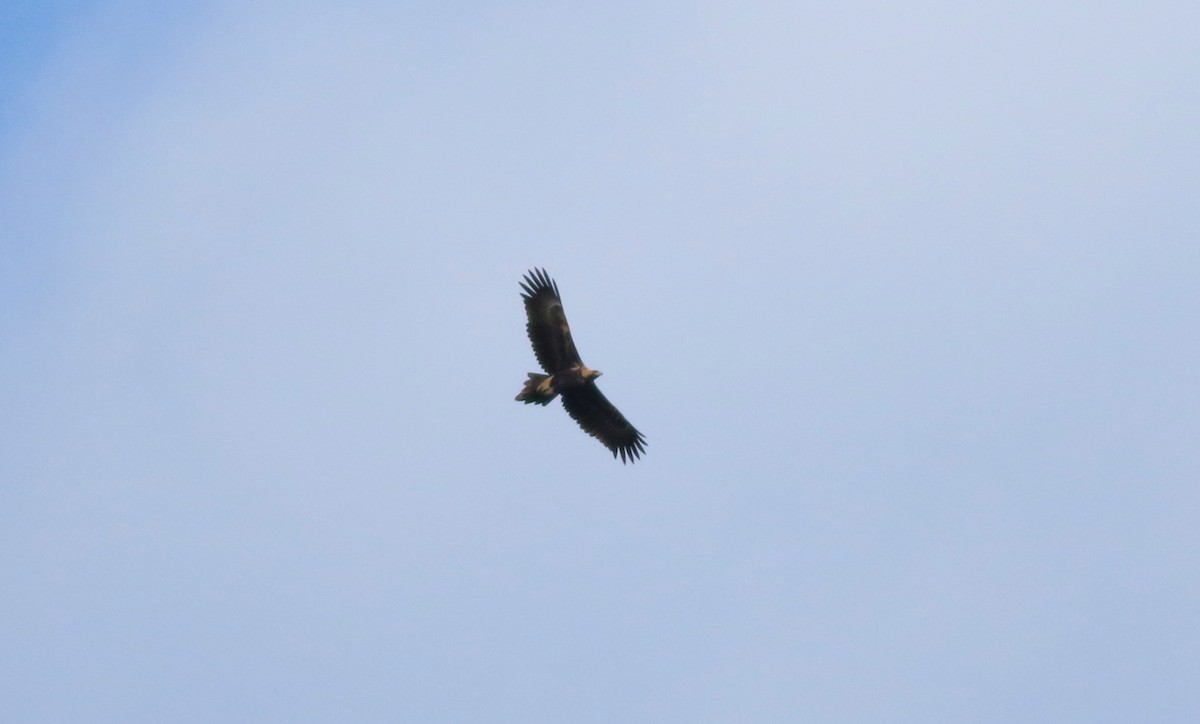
[2,2,1198,721]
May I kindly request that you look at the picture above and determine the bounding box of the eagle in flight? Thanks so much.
[515,268,648,463]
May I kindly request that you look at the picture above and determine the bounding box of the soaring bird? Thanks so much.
[515,268,647,463]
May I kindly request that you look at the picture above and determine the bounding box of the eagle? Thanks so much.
[515,268,648,463]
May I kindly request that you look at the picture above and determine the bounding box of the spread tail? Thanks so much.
[516,372,556,405]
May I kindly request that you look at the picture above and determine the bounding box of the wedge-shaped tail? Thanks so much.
[515,372,556,405]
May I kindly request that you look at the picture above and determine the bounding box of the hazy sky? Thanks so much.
[3,2,1198,721]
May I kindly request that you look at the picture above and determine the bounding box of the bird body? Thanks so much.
[516,365,600,405]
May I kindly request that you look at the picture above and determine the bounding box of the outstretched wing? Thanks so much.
[520,268,582,373]
[560,384,648,464]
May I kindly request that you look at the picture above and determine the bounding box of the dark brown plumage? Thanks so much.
[515,268,647,463]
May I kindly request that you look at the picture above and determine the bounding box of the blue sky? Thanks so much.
[2,2,1198,721]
